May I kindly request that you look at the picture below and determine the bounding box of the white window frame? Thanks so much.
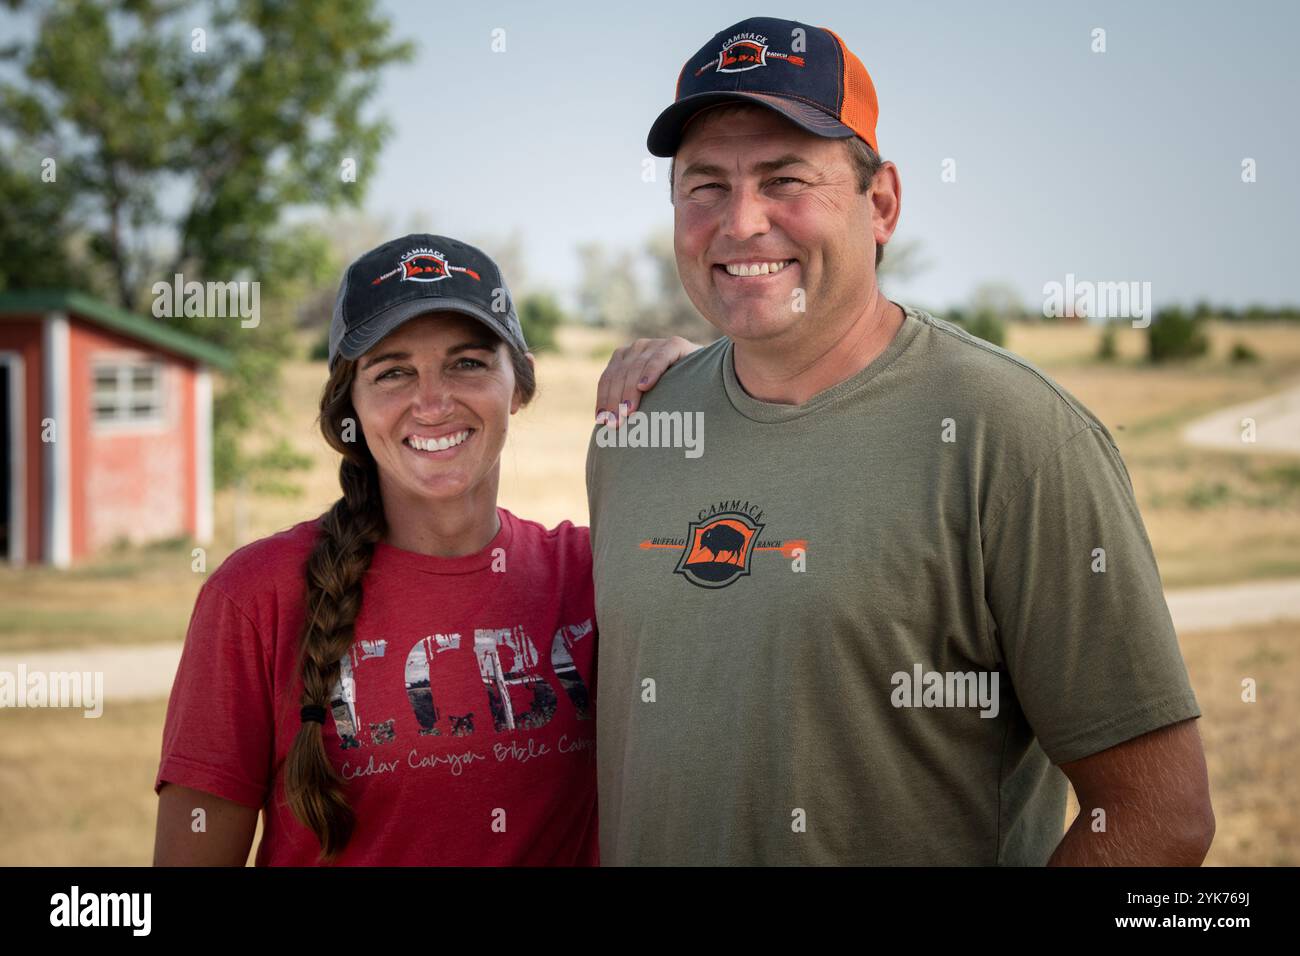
[91,354,168,432]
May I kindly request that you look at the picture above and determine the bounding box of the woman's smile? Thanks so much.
[403,427,476,457]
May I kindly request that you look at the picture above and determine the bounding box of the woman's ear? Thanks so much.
[510,352,536,415]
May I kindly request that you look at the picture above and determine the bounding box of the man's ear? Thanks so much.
[510,352,536,414]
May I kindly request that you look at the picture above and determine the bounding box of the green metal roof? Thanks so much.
[0,289,235,371]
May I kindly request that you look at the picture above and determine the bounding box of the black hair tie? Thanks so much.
[300,704,328,724]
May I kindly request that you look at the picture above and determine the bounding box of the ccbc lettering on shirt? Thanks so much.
[156,509,601,865]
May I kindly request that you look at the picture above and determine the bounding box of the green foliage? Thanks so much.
[967,282,1029,324]
[1229,340,1260,363]
[0,148,82,291]
[577,232,717,342]
[1250,463,1300,494]
[1184,480,1231,510]
[246,440,315,497]
[633,232,718,341]
[1172,300,1300,324]
[966,311,1007,347]
[309,329,331,362]
[1097,323,1118,361]
[0,0,413,490]
[517,292,564,352]
[944,307,1006,347]
[1147,307,1209,363]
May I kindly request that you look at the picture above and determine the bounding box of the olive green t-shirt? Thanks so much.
[585,303,1200,865]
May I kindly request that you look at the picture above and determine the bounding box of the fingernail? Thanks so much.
[637,377,649,386]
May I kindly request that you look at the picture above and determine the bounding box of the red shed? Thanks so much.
[0,290,233,567]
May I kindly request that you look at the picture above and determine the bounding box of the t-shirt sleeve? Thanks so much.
[981,424,1201,766]
[154,579,276,808]
[554,520,598,703]
[585,425,601,543]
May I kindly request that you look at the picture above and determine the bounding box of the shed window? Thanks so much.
[92,360,164,424]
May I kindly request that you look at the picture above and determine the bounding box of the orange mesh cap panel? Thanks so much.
[825,27,880,153]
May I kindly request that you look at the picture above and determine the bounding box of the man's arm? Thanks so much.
[1048,718,1214,866]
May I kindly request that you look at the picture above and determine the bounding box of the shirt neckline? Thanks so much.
[721,300,926,424]
[369,506,514,575]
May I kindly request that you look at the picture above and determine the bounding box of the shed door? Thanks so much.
[0,361,9,558]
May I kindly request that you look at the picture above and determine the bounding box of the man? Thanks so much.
[587,16,1214,865]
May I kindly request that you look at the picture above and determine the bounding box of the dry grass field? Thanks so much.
[1,317,1298,865]
[2,617,1293,866]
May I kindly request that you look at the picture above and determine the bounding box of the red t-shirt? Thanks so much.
[155,508,598,866]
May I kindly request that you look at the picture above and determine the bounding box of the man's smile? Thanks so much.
[712,259,800,288]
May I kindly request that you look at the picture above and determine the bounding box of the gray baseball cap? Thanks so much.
[328,233,528,369]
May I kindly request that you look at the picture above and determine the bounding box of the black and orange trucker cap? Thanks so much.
[647,16,879,157]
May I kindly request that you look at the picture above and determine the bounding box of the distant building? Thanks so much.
[0,291,233,567]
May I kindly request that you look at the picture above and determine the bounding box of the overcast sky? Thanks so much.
[365,0,1299,313]
[4,1,1295,314]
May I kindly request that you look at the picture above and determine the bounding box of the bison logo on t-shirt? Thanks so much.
[674,512,763,588]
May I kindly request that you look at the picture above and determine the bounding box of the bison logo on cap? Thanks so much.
[718,39,767,72]
[401,250,451,281]
[674,512,763,588]
[695,34,807,77]
[371,247,482,286]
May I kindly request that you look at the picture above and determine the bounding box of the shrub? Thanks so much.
[943,307,1006,346]
[517,292,564,352]
[309,330,330,362]
[964,310,1007,347]
[1147,307,1209,363]
[1097,324,1118,361]
[1229,341,1260,363]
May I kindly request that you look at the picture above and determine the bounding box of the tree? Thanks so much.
[630,231,717,342]
[968,281,1030,323]
[0,0,413,489]
[575,241,641,329]
[940,305,1006,347]
[876,237,927,288]
[517,292,563,352]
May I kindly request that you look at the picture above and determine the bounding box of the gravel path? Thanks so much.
[2,578,1297,704]
[1183,382,1300,454]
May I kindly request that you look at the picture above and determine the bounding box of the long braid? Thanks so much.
[284,359,386,860]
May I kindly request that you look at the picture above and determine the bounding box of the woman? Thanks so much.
[152,234,694,865]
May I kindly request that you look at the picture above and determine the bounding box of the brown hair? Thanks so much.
[668,107,887,268]
[284,324,536,861]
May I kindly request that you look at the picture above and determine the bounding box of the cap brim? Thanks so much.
[334,298,523,368]
[647,91,856,157]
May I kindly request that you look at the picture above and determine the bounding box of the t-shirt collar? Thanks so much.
[369,506,514,575]
[721,300,926,423]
